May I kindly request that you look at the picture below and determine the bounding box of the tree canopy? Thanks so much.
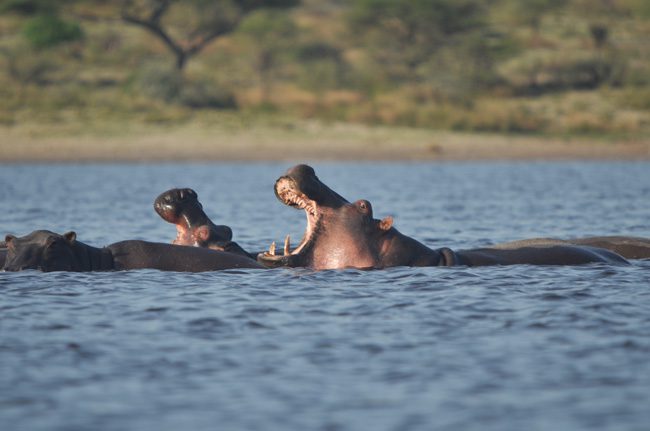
[348,0,486,79]
[121,0,299,70]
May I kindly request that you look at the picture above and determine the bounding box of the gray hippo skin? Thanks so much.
[491,237,650,260]
[258,164,629,270]
[3,230,263,272]
[0,241,6,269]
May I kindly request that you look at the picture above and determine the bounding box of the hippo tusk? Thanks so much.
[268,241,276,256]
[284,235,291,256]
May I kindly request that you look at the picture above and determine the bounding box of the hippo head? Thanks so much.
[258,165,397,269]
[153,188,233,248]
[3,230,80,272]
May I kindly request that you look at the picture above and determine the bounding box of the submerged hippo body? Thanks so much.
[491,237,650,260]
[3,230,262,272]
[0,243,6,269]
[154,188,254,259]
[453,245,628,266]
[258,164,629,270]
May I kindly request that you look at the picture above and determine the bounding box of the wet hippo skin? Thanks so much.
[3,230,263,272]
[491,237,650,260]
[0,244,6,269]
[258,164,631,270]
[154,188,254,259]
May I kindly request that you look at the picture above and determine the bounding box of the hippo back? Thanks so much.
[0,247,6,269]
[107,240,263,272]
[456,245,629,266]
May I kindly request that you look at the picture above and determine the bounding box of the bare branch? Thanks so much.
[120,0,298,70]
[185,25,235,56]
[121,1,183,58]
[150,0,172,24]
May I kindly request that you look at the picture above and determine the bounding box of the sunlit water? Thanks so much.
[1,162,649,431]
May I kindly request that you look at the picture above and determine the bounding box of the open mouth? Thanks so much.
[258,176,320,267]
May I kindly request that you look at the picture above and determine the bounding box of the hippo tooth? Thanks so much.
[284,235,291,255]
[269,241,276,256]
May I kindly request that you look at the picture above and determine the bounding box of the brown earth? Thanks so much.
[1,121,648,162]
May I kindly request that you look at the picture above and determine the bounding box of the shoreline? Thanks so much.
[1,121,649,162]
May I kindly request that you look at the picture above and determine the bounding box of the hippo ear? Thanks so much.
[378,216,393,232]
[63,231,77,243]
[194,225,211,244]
[4,234,16,247]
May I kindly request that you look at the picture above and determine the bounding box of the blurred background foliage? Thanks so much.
[0,0,648,136]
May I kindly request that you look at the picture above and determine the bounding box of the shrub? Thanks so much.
[0,0,55,14]
[179,80,237,109]
[22,14,83,49]
[500,51,626,95]
[133,64,236,109]
[134,64,183,102]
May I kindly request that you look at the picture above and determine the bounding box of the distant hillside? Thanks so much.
[0,0,648,137]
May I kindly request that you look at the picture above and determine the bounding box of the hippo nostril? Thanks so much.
[154,202,166,214]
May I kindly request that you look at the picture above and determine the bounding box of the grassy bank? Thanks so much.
[1,111,648,162]
[0,0,649,160]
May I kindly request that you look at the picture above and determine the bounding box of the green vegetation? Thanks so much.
[21,14,82,48]
[0,0,649,137]
[120,0,298,70]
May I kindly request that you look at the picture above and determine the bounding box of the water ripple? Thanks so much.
[1,163,649,431]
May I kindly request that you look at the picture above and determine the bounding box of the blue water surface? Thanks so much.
[1,162,649,431]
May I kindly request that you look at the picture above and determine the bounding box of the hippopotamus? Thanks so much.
[257,164,630,269]
[0,241,6,269]
[3,230,263,272]
[491,237,650,260]
[154,188,254,259]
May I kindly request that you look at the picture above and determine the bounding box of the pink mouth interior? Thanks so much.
[264,178,320,259]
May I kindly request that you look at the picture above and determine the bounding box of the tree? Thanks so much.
[348,0,485,82]
[238,10,297,104]
[121,0,299,71]
[502,0,566,46]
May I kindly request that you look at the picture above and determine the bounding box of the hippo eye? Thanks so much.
[355,200,372,216]
[46,238,62,249]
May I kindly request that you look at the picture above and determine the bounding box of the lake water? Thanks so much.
[1,162,649,431]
